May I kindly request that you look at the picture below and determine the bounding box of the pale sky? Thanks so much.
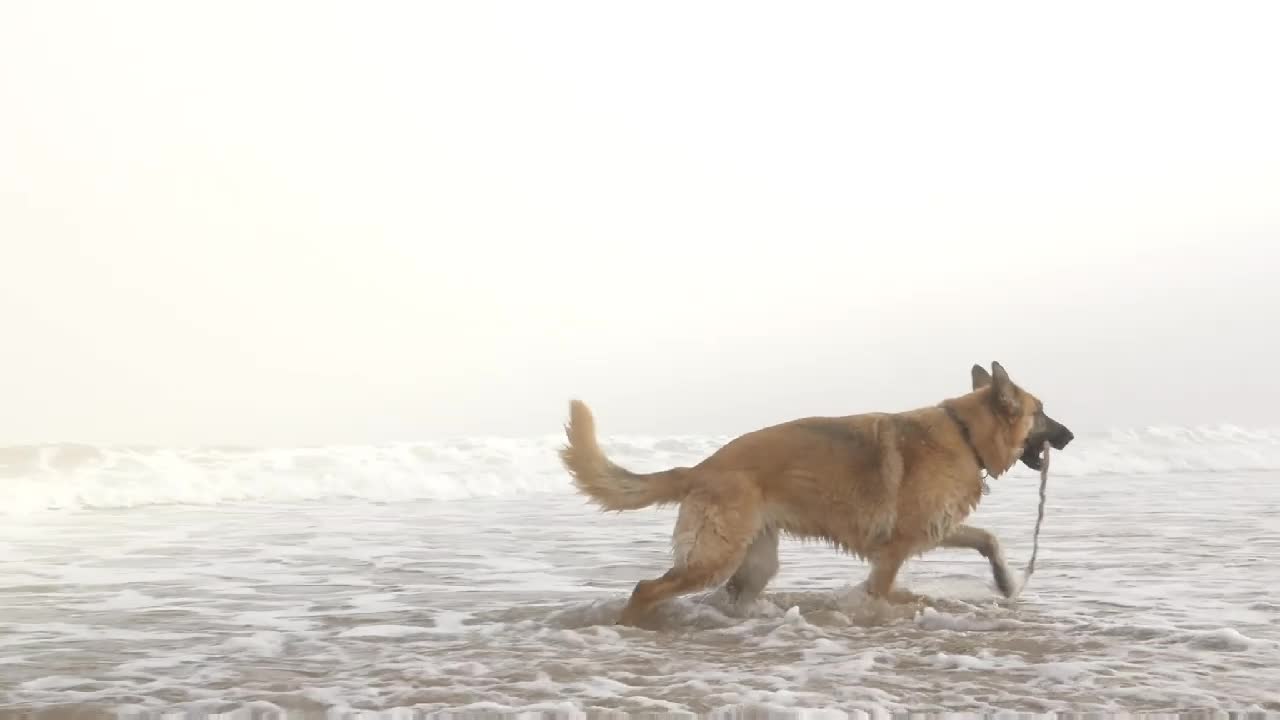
[2,1,1277,445]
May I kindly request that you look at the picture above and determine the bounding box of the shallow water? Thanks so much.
[3,467,1279,717]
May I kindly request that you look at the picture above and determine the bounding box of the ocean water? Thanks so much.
[2,426,1280,718]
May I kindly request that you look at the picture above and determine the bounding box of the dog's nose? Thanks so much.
[1054,428,1075,449]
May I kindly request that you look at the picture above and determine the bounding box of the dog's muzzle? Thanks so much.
[1019,416,1074,471]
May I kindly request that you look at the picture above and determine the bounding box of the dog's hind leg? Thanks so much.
[939,524,1014,598]
[724,526,779,614]
[617,473,761,627]
[866,540,920,603]
[617,565,728,627]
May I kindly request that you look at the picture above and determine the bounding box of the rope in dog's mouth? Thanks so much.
[1018,440,1051,592]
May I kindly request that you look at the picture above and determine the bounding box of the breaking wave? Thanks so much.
[2,425,1277,514]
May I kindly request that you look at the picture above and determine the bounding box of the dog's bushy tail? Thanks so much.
[559,399,693,511]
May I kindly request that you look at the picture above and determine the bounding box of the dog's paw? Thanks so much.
[615,609,663,630]
[885,589,930,605]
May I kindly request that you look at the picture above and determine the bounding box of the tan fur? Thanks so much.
[559,361,1054,626]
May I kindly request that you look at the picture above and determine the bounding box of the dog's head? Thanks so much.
[970,361,1074,472]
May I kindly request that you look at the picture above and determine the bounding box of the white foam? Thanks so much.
[221,631,286,656]
[2,424,1278,514]
[915,606,1025,632]
[1034,660,1094,683]
[77,589,159,611]
[1185,626,1272,651]
[928,652,1001,671]
[338,624,433,639]
[20,675,95,691]
[806,637,846,655]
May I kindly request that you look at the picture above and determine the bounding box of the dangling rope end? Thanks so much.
[1014,440,1052,597]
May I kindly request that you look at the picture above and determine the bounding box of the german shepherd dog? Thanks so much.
[559,362,1074,627]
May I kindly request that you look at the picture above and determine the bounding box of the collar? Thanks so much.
[942,402,989,481]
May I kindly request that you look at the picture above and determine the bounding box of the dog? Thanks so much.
[558,361,1074,626]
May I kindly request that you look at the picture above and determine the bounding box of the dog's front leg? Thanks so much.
[939,524,1015,598]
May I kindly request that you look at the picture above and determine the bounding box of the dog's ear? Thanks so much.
[991,361,1019,414]
[971,364,992,390]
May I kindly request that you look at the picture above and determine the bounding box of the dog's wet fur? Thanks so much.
[559,361,1074,627]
